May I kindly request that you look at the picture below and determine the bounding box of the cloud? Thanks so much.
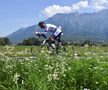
[42,5,71,17]
[71,1,88,11]
[42,1,88,17]
[91,0,108,11]
[42,0,108,18]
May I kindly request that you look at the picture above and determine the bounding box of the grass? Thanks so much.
[0,45,108,90]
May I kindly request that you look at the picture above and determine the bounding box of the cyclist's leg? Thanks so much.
[46,38,56,49]
[55,33,62,53]
[48,28,62,53]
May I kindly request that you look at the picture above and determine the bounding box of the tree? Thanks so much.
[82,40,92,46]
[0,37,11,45]
[19,37,41,45]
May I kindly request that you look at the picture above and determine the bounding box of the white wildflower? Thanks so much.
[13,73,20,84]
[25,57,29,60]
[68,67,71,70]
[84,88,90,90]
[95,81,99,84]
[74,53,80,59]
[52,73,59,80]
[48,74,52,81]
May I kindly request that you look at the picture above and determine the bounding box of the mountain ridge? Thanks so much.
[7,9,108,43]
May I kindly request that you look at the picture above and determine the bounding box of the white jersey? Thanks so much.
[45,24,57,32]
[45,24,62,37]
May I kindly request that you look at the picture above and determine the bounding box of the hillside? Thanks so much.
[7,9,108,43]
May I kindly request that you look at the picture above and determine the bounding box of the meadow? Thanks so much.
[0,45,108,90]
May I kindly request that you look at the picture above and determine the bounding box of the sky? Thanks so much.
[0,0,108,37]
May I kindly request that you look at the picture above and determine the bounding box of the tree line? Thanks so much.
[0,37,11,45]
[18,37,69,46]
[0,37,108,46]
[18,37,41,45]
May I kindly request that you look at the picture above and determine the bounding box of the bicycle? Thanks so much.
[30,31,73,56]
[30,32,50,56]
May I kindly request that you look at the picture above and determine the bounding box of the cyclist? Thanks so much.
[38,21,62,53]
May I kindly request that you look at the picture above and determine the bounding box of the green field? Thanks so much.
[0,45,108,90]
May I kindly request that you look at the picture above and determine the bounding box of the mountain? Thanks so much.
[7,9,108,43]
[7,25,44,43]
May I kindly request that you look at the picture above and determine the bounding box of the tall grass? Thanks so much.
[0,45,108,90]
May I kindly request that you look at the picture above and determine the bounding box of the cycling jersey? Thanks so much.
[45,24,62,38]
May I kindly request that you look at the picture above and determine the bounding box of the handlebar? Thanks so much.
[35,32,47,39]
